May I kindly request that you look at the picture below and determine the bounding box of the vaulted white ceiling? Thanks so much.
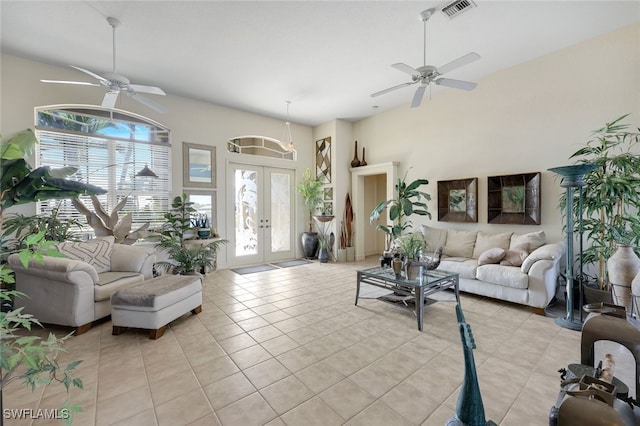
[2,1,638,126]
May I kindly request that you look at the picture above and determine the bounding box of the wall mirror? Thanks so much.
[183,142,216,188]
[437,178,478,223]
[487,172,541,224]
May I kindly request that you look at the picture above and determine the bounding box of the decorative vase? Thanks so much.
[392,257,403,279]
[350,140,360,168]
[346,247,355,262]
[318,247,329,263]
[198,228,211,239]
[607,244,640,311]
[632,271,640,312]
[301,232,319,259]
[360,147,367,166]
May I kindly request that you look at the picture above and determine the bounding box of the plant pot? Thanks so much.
[607,244,639,311]
[346,247,355,262]
[197,228,211,239]
[301,232,319,259]
[583,283,613,305]
[318,247,329,263]
[405,260,422,281]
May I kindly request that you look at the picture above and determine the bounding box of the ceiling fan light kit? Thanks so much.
[40,17,167,113]
[371,6,480,108]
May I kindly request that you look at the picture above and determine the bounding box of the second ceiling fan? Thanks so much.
[371,8,480,108]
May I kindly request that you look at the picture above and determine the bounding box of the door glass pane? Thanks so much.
[234,169,258,256]
[270,172,291,253]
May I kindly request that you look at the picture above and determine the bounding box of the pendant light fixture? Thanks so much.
[280,101,294,151]
[135,163,158,178]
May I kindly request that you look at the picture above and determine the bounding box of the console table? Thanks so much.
[182,237,224,274]
[356,266,460,331]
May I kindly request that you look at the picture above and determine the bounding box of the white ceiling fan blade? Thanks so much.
[69,65,109,83]
[129,84,166,96]
[435,78,477,91]
[371,81,415,98]
[410,85,427,108]
[40,79,101,87]
[437,52,480,75]
[128,93,167,113]
[102,91,119,109]
[391,63,420,77]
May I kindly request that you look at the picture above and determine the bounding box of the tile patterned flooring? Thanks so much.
[5,257,587,425]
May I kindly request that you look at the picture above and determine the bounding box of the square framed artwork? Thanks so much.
[316,137,331,183]
[487,172,541,224]
[437,178,478,223]
[183,142,216,188]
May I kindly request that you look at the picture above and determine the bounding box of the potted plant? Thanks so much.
[396,232,426,280]
[296,168,324,259]
[564,114,640,304]
[156,194,227,275]
[369,169,432,254]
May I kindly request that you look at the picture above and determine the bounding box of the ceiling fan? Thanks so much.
[41,17,167,113]
[371,8,480,108]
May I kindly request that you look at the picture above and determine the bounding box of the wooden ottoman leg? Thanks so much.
[150,325,168,340]
[191,305,202,315]
[112,326,124,336]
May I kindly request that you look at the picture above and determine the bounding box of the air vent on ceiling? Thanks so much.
[441,0,477,19]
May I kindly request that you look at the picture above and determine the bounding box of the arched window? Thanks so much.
[35,106,171,237]
[227,135,296,160]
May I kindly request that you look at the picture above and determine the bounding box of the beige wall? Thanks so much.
[351,23,640,244]
[1,54,315,267]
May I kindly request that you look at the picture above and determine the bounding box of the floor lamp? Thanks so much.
[548,164,598,331]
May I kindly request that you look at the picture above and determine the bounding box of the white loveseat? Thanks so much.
[8,238,155,335]
[420,226,565,314]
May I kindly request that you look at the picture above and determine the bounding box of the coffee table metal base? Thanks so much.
[355,267,460,331]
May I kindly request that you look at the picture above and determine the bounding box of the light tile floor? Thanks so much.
[5,257,604,425]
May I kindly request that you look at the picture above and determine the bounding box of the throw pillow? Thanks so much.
[56,239,113,273]
[521,243,562,273]
[510,231,546,252]
[443,229,477,258]
[420,225,447,252]
[500,245,528,267]
[472,231,513,258]
[477,248,506,265]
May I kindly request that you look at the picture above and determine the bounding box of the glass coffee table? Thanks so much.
[356,266,460,331]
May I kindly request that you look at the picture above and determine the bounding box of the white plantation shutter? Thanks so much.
[35,108,171,238]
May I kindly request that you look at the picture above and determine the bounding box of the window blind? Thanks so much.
[35,112,171,238]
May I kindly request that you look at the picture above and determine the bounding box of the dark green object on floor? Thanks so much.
[446,304,497,426]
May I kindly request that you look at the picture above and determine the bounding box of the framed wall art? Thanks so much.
[316,137,331,183]
[437,178,478,223]
[487,172,541,224]
[183,142,216,188]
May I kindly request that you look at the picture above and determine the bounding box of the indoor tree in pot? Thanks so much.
[369,169,431,256]
[564,114,640,306]
[296,168,324,259]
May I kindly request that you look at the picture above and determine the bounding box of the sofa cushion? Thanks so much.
[500,246,528,267]
[95,272,145,302]
[510,231,546,252]
[420,225,447,252]
[472,231,513,258]
[56,239,113,273]
[476,264,529,289]
[443,230,477,258]
[477,248,506,265]
[439,258,477,279]
[521,242,564,273]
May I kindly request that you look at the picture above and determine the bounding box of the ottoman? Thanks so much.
[111,274,203,339]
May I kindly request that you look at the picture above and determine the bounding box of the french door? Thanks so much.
[227,163,295,267]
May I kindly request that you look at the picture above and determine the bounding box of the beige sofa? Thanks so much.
[420,226,565,314]
[8,239,156,335]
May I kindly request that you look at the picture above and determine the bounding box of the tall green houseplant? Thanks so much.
[369,170,431,249]
[1,129,108,424]
[296,168,323,232]
[568,114,640,290]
